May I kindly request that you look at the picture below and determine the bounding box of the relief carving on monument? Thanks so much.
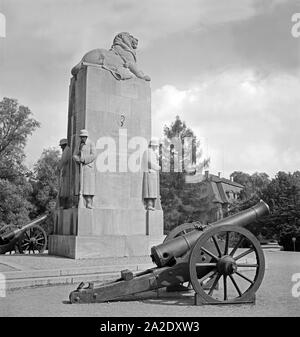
[71,32,151,81]
[73,129,97,209]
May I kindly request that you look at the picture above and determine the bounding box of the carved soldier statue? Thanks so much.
[73,129,96,209]
[142,137,161,211]
[58,138,71,209]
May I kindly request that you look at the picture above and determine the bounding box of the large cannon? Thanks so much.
[69,200,270,305]
[0,214,48,255]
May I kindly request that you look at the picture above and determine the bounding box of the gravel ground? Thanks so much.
[0,251,299,317]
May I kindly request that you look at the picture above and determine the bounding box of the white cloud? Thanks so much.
[24,100,68,168]
[3,0,259,56]
[2,0,297,173]
[152,69,300,178]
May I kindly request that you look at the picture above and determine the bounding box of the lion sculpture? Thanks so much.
[71,32,151,81]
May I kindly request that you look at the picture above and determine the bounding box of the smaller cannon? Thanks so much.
[0,215,48,255]
[69,200,270,305]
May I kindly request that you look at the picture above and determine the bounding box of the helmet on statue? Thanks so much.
[79,129,89,137]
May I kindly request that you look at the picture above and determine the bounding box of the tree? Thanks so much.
[162,115,209,173]
[229,170,300,251]
[0,97,40,181]
[30,148,60,216]
[160,116,209,233]
[29,148,61,235]
[260,171,300,250]
[0,179,33,228]
[251,172,270,192]
[0,97,40,228]
[230,171,270,200]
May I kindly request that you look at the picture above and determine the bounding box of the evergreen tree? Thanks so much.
[160,116,209,233]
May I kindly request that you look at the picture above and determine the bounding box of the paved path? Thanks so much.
[0,251,299,316]
[0,253,153,289]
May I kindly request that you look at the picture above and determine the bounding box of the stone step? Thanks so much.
[3,263,154,291]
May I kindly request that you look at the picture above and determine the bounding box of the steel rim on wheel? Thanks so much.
[189,225,265,304]
[18,225,47,254]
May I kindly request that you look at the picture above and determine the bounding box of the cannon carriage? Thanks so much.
[0,215,48,255]
[69,200,270,305]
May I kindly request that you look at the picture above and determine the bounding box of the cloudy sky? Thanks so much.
[0,0,300,178]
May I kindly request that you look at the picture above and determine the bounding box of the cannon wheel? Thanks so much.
[164,222,203,243]
[18,224,47,254]
[189,225,265,305]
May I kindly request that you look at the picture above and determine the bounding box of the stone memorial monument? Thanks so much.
[49,32,164,259]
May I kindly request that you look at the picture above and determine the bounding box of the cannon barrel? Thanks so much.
[0,214,48,242]
[151,200,270,268]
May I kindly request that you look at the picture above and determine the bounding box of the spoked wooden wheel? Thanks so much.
[164,222,203,243]
[189,225,265,305]
[18,225,47,254]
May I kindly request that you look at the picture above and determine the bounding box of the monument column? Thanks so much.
[49,33,164,258]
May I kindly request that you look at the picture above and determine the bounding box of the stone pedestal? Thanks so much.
[49,65,164,259]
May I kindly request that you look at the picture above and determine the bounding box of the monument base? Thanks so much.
[48,234,164,259]
[52,208,163,236]
[49,208,164,259]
